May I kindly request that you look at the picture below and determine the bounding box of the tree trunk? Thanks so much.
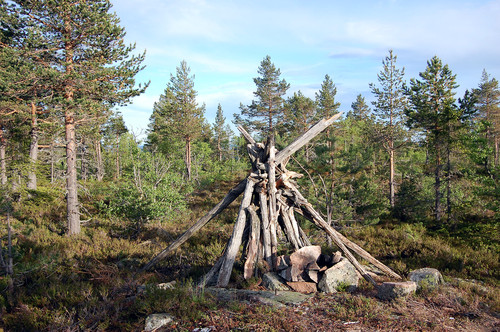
[185,136,191,181]
[0,126,6,186]
[389,146,395,208]
[446,145,452,221]
[66,110,80,235]
[81,139,88,181]
[27,103,39,190]
[434,147,442,222]
[64,27,80,235]
[495,136,499,167]
[95,139,104,181]
[114,134,120,180]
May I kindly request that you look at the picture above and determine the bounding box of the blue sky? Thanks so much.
[111,0,500,139]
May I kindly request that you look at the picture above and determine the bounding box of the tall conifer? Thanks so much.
[235,55,289,137]
[12,0,147,234]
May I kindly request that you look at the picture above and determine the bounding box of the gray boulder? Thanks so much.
[376,281,417,300]
[318,258,359,293]
[262,272,291,291]
[408,268,444,290]
[144,313,174,331]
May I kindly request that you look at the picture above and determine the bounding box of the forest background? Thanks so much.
[0,0,498,330]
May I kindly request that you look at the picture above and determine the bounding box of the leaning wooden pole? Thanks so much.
[217,178,256,287]
[142,179,247,271]
[275,113,342,165]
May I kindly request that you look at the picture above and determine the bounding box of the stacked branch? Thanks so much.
[143,114,402,288]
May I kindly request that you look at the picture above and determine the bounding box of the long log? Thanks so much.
[217,178,256,287]
[237,125,256,145]
[275,113,342,165]
[142,179,247,271]
[298,202,377,286]
[282,184,402,280]
[287,205,304,248]
[278,204,300,250]
[244,204,261,279]
[258,190,273,268]
[267,136,279,269]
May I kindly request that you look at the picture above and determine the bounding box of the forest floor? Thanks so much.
[0,177,498,331]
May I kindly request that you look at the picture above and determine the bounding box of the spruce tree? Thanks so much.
[405,56,459,222]
[369,50,408,207]
[235,55,289,137]
[12,0,147,234]
[148,60,205,180]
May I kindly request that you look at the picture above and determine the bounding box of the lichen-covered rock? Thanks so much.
[408,268,444,290]
[318,258,359,293]
[262,272,291,291]
[145,313,174,331]
[376,281,417,300]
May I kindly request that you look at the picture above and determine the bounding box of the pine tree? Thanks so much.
[148,60,205,180]
[405,56,459,222]
[213,104,231,162]
[235,55,289,137]
[474,70,500,167]
[348,94,371,120]
[13,0,147,234]
[369,50,408,207]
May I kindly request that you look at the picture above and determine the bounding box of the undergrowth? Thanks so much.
[0,178,498,330]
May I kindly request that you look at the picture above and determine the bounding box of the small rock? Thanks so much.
[306,269,319,283]
[144,313,174,331]
[157,280,177,290]
[408,268,444,290]
[262,272,291,291]
[286,281,317,294]
[193,326,216,332]
[376,281,417,300]
[332,251,342,264]
[318,258,359,293]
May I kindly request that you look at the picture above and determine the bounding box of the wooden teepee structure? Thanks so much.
[142,114,402,287]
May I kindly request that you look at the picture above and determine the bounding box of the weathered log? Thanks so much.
[278,204,300,250]
[258,190,274,268]
[282,183,402,280]
[217,178,256,287]
[198,255,224,288]
[244,204,260,280]
[298,225,312,247]
[237,125,256,145]
[287,205,304,248]
[275,113,342,165]
[301,203,377,286]
[267,136,279,268]
[294,205,401,280]
[142,179,247,271]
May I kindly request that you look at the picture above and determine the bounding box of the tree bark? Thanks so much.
[64,24,80,235]
[66,110,80,235]
[185,136,191,181]
[95,139,104,181]
[27,103,39,190]
[0,126,6,186]
[114,134,120,180]
[435,146,442,222]
[389,146,395,208]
